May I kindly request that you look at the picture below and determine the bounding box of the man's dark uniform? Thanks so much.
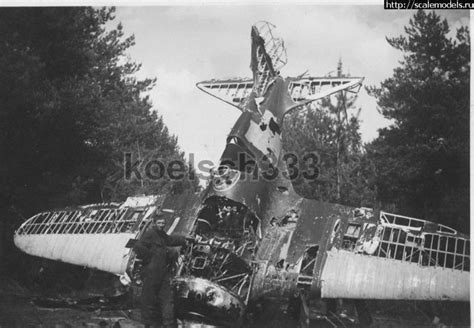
[134,219,186,328]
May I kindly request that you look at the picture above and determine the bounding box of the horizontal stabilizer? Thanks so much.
[196,78,253,111]
[287,76,364,111]
[196,76,363,112]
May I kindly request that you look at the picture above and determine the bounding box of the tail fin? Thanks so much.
[195,22,288,112]
[250,22,287,97]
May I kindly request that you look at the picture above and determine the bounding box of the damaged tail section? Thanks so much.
[249,21,286,98]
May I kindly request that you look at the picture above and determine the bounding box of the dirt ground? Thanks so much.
[0,276,469,328]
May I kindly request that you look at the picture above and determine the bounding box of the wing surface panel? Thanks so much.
[161,191,202,235]
[255,184,469,301]
[14,233,135,274]
[13,195,168,275]
[321,249,469,301]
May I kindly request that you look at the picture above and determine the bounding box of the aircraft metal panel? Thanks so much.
[228,111,254,139]
[249,261,298,299]
[285,200,353,265]
[260,162,303,227]
[260,78,296,121]
[161,191,202,235]
[256,226,293,264]
[320,249,469,301]
[14,233,135,275]
[244,111,281,164]
[206,174,269,219]
[263,190,302,228]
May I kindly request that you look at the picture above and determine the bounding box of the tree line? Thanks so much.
[284,10,469,234]
[0,7,197,275]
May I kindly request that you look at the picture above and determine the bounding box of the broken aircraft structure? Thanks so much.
[14,22,469,326]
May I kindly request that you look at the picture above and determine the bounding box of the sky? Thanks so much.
[109,6,469,168]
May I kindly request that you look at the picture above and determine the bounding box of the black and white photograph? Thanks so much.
[0,2,470,327]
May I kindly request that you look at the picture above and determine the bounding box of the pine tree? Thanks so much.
[0,7,198,272]
[367,10,469,231]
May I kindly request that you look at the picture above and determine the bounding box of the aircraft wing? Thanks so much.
[13,192,201,276]
[252,185,470,301]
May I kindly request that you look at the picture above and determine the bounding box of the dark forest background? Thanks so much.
[0,7,469,291]
[0,7,198,280]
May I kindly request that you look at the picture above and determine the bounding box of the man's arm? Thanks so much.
[166,234,187,247]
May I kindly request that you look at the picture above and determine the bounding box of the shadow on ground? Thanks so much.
[0,275,469,328]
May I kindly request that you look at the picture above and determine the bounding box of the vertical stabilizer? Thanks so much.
[250,22,287,97]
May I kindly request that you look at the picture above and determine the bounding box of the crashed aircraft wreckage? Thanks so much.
[14,21,469,326]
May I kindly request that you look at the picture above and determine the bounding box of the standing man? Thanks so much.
[133,208,188,328]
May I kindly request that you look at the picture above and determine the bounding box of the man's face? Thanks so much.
[154,218,166,231]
